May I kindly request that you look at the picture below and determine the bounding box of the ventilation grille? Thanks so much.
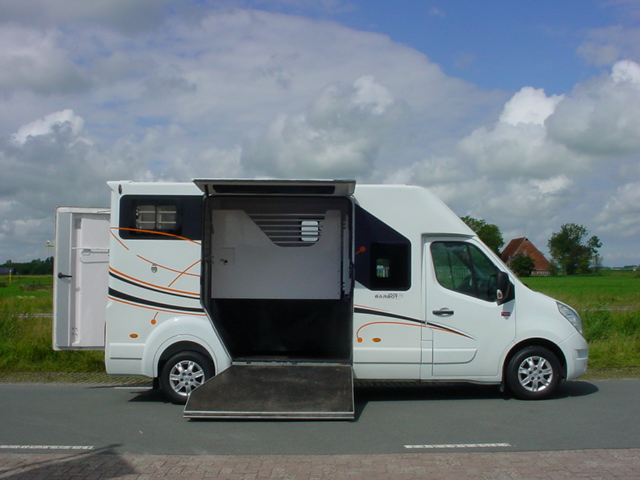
[249,213,325,247]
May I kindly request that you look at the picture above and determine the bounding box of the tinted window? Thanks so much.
[355,205,411,291]
[431,242,499,302]
[119,195,202,240]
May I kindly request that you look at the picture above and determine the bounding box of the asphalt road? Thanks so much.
[0,379,638,456]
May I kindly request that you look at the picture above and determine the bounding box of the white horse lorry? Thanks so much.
[53,179,588,419]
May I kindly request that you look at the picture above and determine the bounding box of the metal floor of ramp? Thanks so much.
[183,364,354,420]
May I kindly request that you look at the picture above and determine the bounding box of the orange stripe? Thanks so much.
[113,227,201,245]
[110,229,129,250]
[356,321,424,341]
[167,259,202,287]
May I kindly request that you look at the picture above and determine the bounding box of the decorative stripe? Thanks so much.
[355,305,473,339]
[111,227,201,245]
[354,306,424,325]
[109,288,205,314]
[109,269,199,299]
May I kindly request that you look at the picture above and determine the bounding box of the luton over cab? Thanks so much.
[54,179,588,420]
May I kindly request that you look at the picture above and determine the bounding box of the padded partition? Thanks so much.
[209,197,348,300]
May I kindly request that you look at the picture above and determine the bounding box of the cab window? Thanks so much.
[431,242,499,302]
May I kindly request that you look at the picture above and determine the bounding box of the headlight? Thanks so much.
[557,301,583,334]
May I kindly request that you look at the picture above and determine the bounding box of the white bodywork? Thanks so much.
[54,180,588,389]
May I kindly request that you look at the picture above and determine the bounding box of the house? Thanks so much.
[501,237,551,276]
[0,267,16,276]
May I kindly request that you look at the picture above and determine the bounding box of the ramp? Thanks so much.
[184,364,354,420]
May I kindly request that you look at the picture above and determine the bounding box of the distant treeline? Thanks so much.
[1,257,53,275]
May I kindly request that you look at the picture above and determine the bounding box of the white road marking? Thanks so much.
[404,443,512,449]
[0,445,94,451]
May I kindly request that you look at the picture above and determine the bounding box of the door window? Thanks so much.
[431,242,499,302]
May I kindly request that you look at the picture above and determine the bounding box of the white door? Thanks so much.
[424,239,515,378]
[53,207,110,350]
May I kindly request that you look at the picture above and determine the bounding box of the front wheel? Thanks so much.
[159,351,214,404]
[505,346,561,400]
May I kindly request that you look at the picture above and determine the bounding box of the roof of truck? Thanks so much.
[354,184,474,239]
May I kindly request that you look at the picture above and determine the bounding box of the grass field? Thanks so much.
[0,272,638,378]
[524,270,640,376]
[0,275,104,373]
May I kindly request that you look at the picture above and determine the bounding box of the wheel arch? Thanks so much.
[156,340,215,379]
[503,338,567,382]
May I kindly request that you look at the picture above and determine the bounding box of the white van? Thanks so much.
[54,179,588,419]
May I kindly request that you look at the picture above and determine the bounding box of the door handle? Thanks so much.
[433,308,454,316]
[57,272,73,279]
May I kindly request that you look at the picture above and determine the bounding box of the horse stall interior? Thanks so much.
[202,194,353,363]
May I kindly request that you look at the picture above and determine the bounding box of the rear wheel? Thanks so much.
[505,346,560,400]
[159,351,214,404]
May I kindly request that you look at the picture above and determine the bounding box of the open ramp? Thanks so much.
[184,364,354,420]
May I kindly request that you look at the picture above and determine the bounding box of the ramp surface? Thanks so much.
[184,364,354,420]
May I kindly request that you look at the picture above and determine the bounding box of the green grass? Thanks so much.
[524,270,640,376]
[0,273,638,378]
[0,275,104,373]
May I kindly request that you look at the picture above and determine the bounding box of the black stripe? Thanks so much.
[355,306,472,339]
[109,271,198,300]
[109,288,205,313]
[354,306,425,325]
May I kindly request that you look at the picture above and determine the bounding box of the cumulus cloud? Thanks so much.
[240,76,407,178]
[0,0,167,34]
[457,86,588,179]
[11,109,85,145]
[0,26,90,95]
[597,182,640,238]
[0,6,639,266]
[545,60,640,155]
[578,25,640,67]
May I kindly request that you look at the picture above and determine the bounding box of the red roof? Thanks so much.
[501,237,551,272]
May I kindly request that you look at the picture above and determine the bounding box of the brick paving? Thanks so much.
[1,449,639,480]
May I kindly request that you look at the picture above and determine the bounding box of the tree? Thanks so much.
[510,254,536,277]
[460,216,504,254]
[547,224,602,275]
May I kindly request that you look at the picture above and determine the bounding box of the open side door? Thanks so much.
[53,207,110,350]
[186,179,355,419]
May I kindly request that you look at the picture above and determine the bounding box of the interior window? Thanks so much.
[354,205,411,291]
[119,195,202,240]
[431,242,499,302]
[136,205,178,231]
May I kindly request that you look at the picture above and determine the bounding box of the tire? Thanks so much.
[159,351,214,404]
[505,346,561,400]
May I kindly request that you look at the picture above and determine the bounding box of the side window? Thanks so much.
[431,242,499,302]
[119,195,203,240]
[355,205,411,291]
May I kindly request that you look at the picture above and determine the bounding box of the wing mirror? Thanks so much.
[496,271,513,305]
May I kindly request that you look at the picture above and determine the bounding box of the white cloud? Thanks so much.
[0,6,638,266]
[499,87,563,126]
[597,182,640,238]
[0,0,167,34]
[240,75,407,178]
[578,25,640,67]
[545,60,640,156]
[457,87,588,179]
[11,109,85,145]
[0,26,90,95]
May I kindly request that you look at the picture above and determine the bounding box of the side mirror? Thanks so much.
[496,271,513,305]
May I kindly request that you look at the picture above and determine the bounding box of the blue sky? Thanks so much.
[0,0,639,267]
